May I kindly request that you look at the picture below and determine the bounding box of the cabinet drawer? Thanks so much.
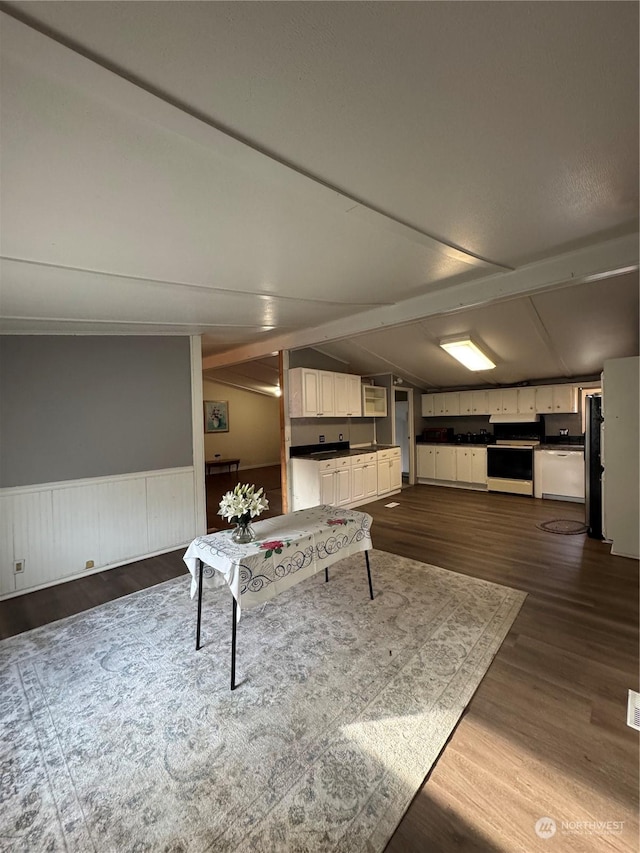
[317,458,337,472]
[335,457,351,469]
[350,452,376,465]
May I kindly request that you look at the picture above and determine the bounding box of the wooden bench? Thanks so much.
[205,457,240,477]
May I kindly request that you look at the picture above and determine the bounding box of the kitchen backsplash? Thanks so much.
[420,412,582,437]
[290,418,375,448]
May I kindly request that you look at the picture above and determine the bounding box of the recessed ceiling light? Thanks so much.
[439,337,495,371]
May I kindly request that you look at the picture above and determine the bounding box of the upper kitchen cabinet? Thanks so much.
[334,373,362,418]
[517,387,537,414]
[422,392,458,416]
[289,367,335,417]
[362,385,388,417]
[432,393,446,416]
[421,394,435,417]
[444,393,460,416]
[471,390,489,415]
[535,384,578,414]
[421,383,578,417]
[487,389,504,414]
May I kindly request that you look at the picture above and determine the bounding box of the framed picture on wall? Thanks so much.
[204,400,229,433]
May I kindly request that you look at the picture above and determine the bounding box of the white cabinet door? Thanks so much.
[377,461,391,494]
[389,450,402,491]
[432,393,447,416]
[377,451,391,494]
[471,390,488,415]
[535,386,554,413]
[435,446,456,481]
[551,384,578,413]
[334,373,362,417]
[517,387,536,414]
[319,371,335,416]
[487,389,503,414]
[501,388,518,414]
[319,469,335,504]
[350,457,366,503]
[334,465,351,506]
[333,373,349,417]
[459,391,474,415]
[289,367,319,417]
[444,392,460,416]
[471,447,487,484]
[364,458,378,497]
[455,447,472,482]
[417,445,436,479]
[347,374,362,417]
[421,394,435,417]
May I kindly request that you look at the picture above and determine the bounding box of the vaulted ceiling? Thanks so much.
[1,2,638,393]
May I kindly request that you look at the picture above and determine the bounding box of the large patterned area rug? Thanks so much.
[1,550,525,853]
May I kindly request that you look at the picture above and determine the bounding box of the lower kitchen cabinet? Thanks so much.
[334,464,351,506]
[291,447,400,510]
[455,447,472,483]
[434,446,456,481]
[470,447,487,485]
[319,467,336,505]
[416,445,436,479]
[377,447,402,495]
[350,452,378,503]
[416,444,487,489]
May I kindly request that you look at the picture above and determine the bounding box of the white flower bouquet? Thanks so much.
[218,483,269,525]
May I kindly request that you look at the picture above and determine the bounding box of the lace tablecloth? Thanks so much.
[183,505,373,618]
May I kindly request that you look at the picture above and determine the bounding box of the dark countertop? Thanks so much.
[416,441,494,448]
[417,440,585,451]
[292,443,399,461]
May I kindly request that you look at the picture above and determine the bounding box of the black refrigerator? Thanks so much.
[584,394,603,539]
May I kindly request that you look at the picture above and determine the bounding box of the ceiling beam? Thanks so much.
[203,232,639,369]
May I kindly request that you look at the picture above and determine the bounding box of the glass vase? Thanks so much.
[231,518,256,544]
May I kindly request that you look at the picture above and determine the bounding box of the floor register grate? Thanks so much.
[626,689,640,731]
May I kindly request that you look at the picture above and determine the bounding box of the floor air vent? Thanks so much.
[627,690,640,731]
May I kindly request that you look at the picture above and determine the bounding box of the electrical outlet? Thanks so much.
[319,435,325,443]
[85,560,95,569]
[339,433,343,441]
[14,559,25,574]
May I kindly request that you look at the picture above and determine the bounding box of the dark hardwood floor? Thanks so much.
[204,464,283,531]
[1,478,638,851]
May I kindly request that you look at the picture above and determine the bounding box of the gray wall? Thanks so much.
[1,336,193,487]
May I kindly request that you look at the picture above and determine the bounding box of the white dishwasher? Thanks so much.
[534,450,585,502]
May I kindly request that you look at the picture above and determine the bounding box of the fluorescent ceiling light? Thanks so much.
[440,338,495,371]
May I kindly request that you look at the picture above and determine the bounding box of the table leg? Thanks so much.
[231,595,238,690]
[325,567,329,582]
[365,550,374,600]
[196,559,204,650]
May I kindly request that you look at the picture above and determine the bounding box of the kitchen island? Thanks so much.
[290,442,402,510]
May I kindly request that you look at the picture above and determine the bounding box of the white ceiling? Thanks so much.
[1,2,638,392]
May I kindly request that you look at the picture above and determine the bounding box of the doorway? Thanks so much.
[393,387,415,485]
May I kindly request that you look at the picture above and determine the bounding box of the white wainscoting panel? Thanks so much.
[97,478,149,564]
[12,490,55,592]
[147,471,197,551]
[52,483,102,579]
[0,496,15,595]
[1,467,197,598]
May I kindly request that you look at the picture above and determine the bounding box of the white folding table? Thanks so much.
[183,505,374,689]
